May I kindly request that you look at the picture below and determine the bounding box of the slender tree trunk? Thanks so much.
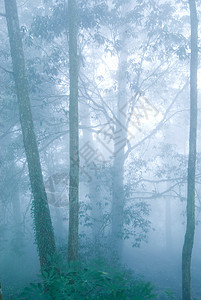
[182,1,198,299]
[4,0,56,271]
[68,0,79,262]
[111,30,128,260]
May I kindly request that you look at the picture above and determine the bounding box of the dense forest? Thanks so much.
[0,0,200,299]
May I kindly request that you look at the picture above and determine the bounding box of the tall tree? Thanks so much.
[4,0,56,271]
[182,1,198,299]
[111,28,128,259]
[68,0,79,262]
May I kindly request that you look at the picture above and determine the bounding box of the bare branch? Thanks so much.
[124,81,189,159]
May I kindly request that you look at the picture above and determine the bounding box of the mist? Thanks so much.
[0,0,201,299]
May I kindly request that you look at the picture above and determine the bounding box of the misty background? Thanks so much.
[0,0,201,299]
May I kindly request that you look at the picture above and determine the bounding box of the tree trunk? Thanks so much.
[182,1,198,299]
[4,0,56,271]
[68,0,79,262]
[111,30,128,260]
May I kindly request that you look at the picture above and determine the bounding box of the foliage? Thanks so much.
[20,259,156,299]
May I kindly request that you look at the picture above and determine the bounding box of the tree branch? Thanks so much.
[124,81,189,159]
[0,65,13,74]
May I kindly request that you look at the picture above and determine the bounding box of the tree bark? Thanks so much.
[182,1,198,299]
[4,0,56,271]
[68,0,79,262]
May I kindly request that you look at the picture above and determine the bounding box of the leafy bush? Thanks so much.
[20,259,156,299]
